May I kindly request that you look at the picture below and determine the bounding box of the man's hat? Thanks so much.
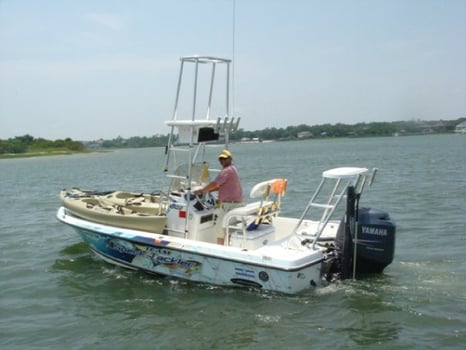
[218,149,232,159]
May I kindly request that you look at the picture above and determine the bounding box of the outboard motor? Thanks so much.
[352,207,395,273]
[335,187,396,279]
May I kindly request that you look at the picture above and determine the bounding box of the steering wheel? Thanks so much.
[194,192,217,210]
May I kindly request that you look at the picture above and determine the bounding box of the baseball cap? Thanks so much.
[218,149,232,159]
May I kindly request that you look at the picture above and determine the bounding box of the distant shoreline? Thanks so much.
[3,132,463,160]
[0,149,102,160]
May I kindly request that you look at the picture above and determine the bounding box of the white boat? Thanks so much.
[56,56,396,294]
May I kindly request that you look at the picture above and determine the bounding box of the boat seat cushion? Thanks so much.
[223,201,279,232]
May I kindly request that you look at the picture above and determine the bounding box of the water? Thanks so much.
[1,135,465,349]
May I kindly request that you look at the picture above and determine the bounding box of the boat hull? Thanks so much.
[57,207,324,294]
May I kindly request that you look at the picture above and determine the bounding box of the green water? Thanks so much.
[1,135,465,349]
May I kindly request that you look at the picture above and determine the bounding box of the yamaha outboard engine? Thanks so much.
[335,186,396,279]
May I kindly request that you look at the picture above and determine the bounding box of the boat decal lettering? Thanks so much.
[108,239,164,258]
[106,239,201,275]
[107,239,145,257]
[154,255,198,268]
[150,252,202,275]
[361,226,387,236]
[234,267,255,279]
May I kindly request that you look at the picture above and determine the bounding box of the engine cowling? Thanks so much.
[335,207,396,278]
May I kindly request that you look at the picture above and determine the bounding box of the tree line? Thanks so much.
[1,118,464,154]
[234,118,463,141]
[97,118,464,148]
[0,135,84,154]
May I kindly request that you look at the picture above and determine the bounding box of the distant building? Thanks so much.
[297,131,312,139]
[455,121,466,134]
[416,120,445,133]
[240,137,262,143]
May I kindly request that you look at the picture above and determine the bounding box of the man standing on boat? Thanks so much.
[195,149,243,245]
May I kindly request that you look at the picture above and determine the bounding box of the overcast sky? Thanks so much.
[1,0,465,140]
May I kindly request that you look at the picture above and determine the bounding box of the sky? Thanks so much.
[0,0,465,140]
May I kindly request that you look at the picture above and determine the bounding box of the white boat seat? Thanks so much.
[223,201,274,228]
[223,178,287,248]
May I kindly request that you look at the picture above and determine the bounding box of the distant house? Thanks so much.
[417,120,445,133]
[455,121,466,134]
[240,137,262,143]
[297,131,312,139]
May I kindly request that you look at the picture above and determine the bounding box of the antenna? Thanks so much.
[231,0,236,117]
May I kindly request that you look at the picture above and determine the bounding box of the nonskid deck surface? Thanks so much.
[272,216,341,241]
